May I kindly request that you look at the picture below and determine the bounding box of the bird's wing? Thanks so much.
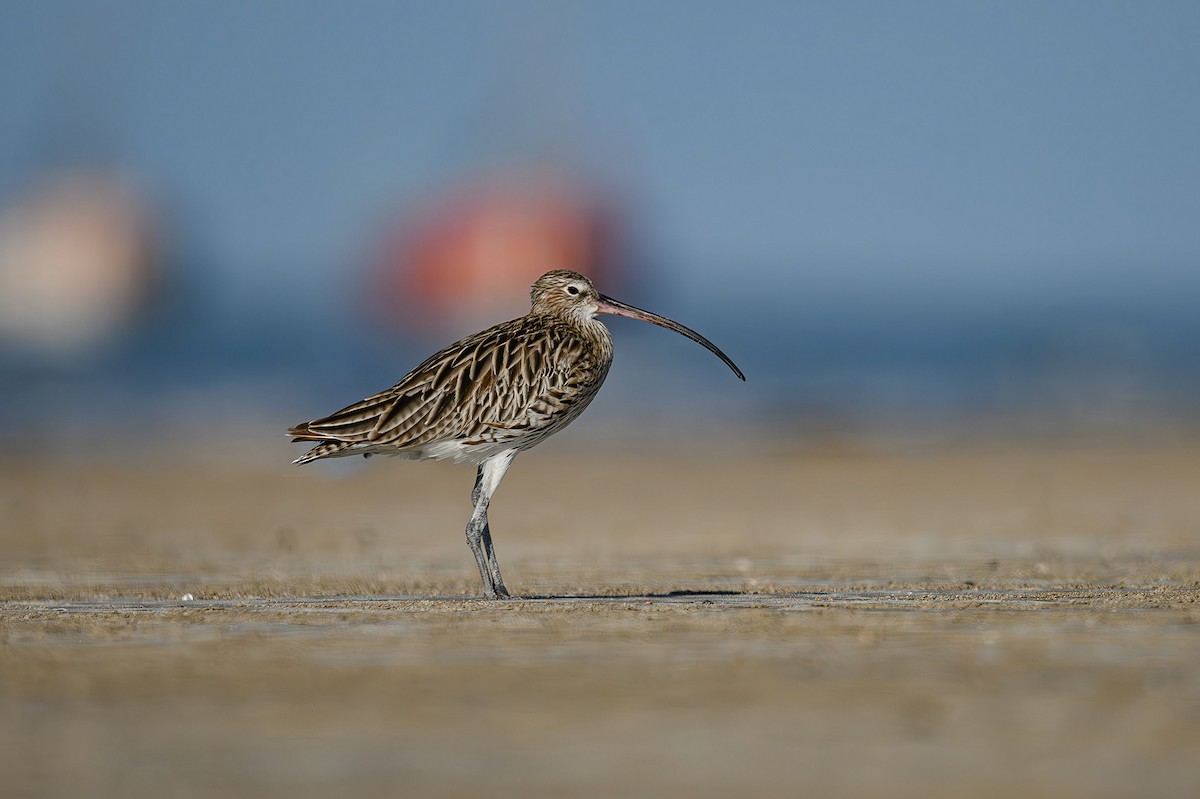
[289,318,595,453]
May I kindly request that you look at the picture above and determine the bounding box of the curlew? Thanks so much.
[289,269,744,598]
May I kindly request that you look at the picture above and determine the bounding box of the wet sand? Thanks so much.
[2,438,1199,797]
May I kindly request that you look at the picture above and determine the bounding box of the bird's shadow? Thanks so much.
[513,589,751,602]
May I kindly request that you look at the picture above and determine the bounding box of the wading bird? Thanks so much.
[289,269,744,598]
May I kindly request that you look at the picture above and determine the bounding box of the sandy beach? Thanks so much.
[2,437,1199,797]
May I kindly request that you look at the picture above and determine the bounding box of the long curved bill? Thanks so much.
[596,294,746,381]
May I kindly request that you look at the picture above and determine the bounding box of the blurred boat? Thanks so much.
[366,170,624,335]
[0,171,159,359]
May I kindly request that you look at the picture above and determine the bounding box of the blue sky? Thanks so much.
[1,0,1197,314]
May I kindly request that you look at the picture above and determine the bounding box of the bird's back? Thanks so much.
[290,312,613,465]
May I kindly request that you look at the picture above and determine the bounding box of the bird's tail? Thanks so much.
[289,422,358,464]
[290,439,356,465]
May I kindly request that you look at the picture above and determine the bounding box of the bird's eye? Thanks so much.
[566,285,580,295]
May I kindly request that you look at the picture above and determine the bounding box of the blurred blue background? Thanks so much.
[1,0,1197,450]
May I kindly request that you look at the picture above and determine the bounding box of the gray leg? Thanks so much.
[480,522,508,597]
[465,450,517,599]
[464,514,497,597]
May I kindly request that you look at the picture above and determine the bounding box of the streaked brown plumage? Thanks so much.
[289,269,744,598]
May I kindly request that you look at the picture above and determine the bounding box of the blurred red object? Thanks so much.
[367,171,622,333]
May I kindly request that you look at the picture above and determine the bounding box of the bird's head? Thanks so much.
[529,269,601,322]
[528,269,746,381]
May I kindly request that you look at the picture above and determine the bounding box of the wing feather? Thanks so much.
[289,314,611,463]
